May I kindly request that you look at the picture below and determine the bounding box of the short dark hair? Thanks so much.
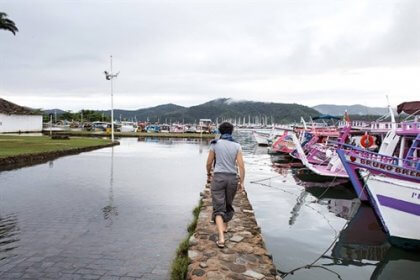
[218,122,234,135]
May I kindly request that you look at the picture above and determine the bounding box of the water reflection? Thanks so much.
[371,247,420,280]
[0,138,209,277]
[102,146,118,224]
[289,189,309,226]
[235,129,420,280]
[0,214,19,260]
[329,205,390,266]
[294,168,349,184]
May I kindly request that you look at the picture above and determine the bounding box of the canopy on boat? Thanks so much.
[397,101,420,115]
[312,115,341,120]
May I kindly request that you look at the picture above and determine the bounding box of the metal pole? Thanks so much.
[110,55,115,142]
[50,114,52,137]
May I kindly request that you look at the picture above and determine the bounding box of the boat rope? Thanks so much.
[249,167,307,184]
[276,173,371,279]
[250,179,339,240]
[313,175,339,202]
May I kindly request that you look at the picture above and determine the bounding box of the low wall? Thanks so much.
[187,183,281,280]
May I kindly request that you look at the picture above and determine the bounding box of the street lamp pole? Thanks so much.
[104,55,119,143]
[110,56,114,143]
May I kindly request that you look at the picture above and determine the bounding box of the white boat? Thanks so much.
[120,121,137,132]
[253,129,285,146]
[253,130,271,146]
[92,121,109,131]
[292,105,400,179]
[291,133,349,178]
[160,124,170,133]
[361,173,420,248]
[337,102,420,249]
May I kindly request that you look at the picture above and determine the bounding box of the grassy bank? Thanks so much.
[0,135,113,158]
[43,130,216,139]
[171,199,203,280]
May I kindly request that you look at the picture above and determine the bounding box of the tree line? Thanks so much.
[43,110,110,123]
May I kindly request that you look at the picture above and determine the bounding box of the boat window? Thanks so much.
[402,137,414,159]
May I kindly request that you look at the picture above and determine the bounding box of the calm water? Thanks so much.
[0,138,209,279]
[236,130,420,280]
[1,134,419,280]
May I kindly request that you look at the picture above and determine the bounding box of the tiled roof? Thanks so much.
[0,98,41,115]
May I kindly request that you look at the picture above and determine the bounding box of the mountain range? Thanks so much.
[44,99,389,123]
[45,99,319,123]
[100,99,321,123]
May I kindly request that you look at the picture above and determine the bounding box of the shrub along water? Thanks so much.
[171,199,203,280]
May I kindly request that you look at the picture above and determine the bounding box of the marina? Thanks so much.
[2,1,420,279]
[240,130,420,280]
[0,121,419,279]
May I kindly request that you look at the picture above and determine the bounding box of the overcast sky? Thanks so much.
[1,0,419,111]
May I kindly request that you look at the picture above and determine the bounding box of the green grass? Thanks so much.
[171,199,203,280]
[0,135,113,158]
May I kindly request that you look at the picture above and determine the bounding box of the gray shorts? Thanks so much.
[211,172,238,223]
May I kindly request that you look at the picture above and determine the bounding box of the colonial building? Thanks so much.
[0,98,43,133]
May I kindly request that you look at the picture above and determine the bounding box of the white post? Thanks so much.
[50,114,52,137]
[110,55,115,143]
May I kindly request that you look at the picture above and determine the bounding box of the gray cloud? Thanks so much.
[0,0,419,110]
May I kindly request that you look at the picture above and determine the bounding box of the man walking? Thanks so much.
[206,122,245,248]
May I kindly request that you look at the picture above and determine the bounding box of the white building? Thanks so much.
[0,98,43,133]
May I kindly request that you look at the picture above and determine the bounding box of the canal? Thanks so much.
[0,138,208,279]
[1,134,419,280]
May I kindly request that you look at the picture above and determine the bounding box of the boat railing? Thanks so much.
[399,121,420,133]
[337,143,419,170]
[338,121,399,131]
[338,121,371,129]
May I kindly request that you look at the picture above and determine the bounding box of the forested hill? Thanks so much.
[45,98,321,123]
[184,99,319,123]
[98,103,187,123]
[100,98,320,123]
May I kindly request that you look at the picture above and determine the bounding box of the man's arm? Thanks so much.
[206,150,215,181]
[236,150,245,191]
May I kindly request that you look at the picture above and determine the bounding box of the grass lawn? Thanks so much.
[0,135,113,158]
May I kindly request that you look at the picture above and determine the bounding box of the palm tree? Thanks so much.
[0,12,19,35]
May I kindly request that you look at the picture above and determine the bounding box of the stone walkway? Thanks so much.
[187,183,281,280]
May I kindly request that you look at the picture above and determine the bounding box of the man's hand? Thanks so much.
[206,151,215,183]
[238,181,244,192]
[236,151,245,193]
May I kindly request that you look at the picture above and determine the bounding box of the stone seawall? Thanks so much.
[0,142,119,171]
[187,183,281,280]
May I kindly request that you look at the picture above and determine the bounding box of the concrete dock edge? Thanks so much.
[187,183,281,280]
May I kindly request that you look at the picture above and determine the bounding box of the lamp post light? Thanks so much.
[104,55,119,142]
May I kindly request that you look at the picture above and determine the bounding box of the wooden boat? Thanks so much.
[337,104,420,249]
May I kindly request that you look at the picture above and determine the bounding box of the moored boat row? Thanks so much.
[44,119,220,134]
[259,101,420,250]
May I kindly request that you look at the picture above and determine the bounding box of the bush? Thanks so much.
[170,200,203,280]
